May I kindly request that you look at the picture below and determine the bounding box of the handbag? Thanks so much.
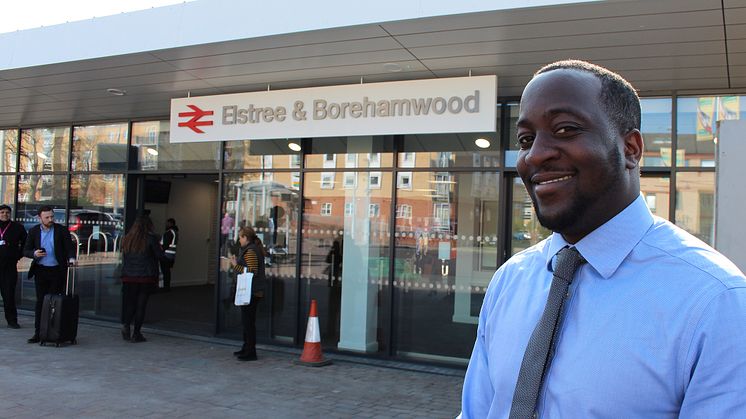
[234,268,254,306]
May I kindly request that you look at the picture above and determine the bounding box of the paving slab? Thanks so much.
[0,312,465,418]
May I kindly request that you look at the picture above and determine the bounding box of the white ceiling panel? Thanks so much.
[30,72,201,96]
[409,27,724,60]
[728,39,746,53]
[382,0,722,35]
[423,54,727,74]
[728,64,746,78]
[149,25,392,61]
[8,62,183,89]
[395,11,723,49]
[199,61,432,90]
[182,50,418,80]
[726,52,746,65]
[726,23,746,39]
[0,53,161,80]
[725,7,746,24]
[725,1,746,9]
[161,37,402,71]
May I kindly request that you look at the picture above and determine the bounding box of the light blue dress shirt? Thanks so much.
[39,225,58,267]
[460,195,746,418]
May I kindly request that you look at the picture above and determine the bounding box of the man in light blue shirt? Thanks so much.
[460,60,746,418]
[23,206,76,343]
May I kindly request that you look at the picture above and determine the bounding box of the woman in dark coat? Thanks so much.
[230,226,266,361]
[120,215,165,343]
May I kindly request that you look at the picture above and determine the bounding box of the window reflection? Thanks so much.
[305,136,394,168]
[0,175,15,210]
[640,98,672,167]
[511,177,551,255]
[72,123,128,171]
[1,129,18,172]
[641,176,670,220]
[69,174,125,318]
[224,139,301,169]
[677,96,744,167]
[131,121,220,170]
[394,171,498,361]
[506,103,520,167]
[676,172,714,245]
[401,131,500,168]
[20,127,70,172]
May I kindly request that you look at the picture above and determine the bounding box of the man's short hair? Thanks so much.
[167,218,176,225]
[38,205,54,215]
[535,59,641,134]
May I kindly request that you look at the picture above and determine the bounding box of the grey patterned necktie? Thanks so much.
[509,246,586,419]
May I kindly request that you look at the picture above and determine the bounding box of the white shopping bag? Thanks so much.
[234,268,254,306]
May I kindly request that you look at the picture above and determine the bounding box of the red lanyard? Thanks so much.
[0,223,10,240]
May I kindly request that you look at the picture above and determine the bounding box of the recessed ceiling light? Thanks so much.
[106,88,127,96]
[475,138,491,148]
[288,142,301,152]
[383,63,402,72]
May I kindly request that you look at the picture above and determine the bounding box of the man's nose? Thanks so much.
[523,133,559,167]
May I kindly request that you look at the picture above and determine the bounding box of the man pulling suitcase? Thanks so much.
[23,206,77,344]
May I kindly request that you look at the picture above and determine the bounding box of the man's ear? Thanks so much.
[623,129,644,170]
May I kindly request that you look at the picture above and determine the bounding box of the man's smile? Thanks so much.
[536,174,574,185]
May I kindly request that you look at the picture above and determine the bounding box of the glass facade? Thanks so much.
[0,92,719,365]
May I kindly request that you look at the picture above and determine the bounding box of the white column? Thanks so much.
[337,194,379,352]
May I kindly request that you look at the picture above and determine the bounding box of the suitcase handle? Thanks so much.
[66,266,75,295]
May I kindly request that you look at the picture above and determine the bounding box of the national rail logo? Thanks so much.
[177,104,214,134]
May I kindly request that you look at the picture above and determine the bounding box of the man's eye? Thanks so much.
[555,126,578,135]
[517,136,534,150]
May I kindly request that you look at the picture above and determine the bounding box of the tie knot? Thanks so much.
[554,247,586,283]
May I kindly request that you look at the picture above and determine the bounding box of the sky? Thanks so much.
[0,1,195,34]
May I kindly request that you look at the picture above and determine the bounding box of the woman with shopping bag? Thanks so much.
[229,226,266,361]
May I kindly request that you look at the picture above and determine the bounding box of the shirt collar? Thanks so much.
[546,194,654,279]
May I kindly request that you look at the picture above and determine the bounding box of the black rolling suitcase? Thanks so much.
[39,266,79,347]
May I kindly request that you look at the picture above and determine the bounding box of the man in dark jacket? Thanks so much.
[23,206,76,343]
[0,204,27,329]
[159,218,178,291]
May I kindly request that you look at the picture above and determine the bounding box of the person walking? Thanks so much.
[159,218,178,291]
[23,206,76,343]
[0,204,27,329]
[120,215,166,343]
[229,226,266,361]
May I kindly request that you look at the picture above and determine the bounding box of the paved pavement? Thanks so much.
[0,312,465,418]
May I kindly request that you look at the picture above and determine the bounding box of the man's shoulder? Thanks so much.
[53,223,69,234]
[642,217,745,287]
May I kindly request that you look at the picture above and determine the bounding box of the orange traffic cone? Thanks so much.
[294,299,332,367]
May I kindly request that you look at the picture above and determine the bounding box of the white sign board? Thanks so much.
[715,119,746,274]
[169,76,496,143]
